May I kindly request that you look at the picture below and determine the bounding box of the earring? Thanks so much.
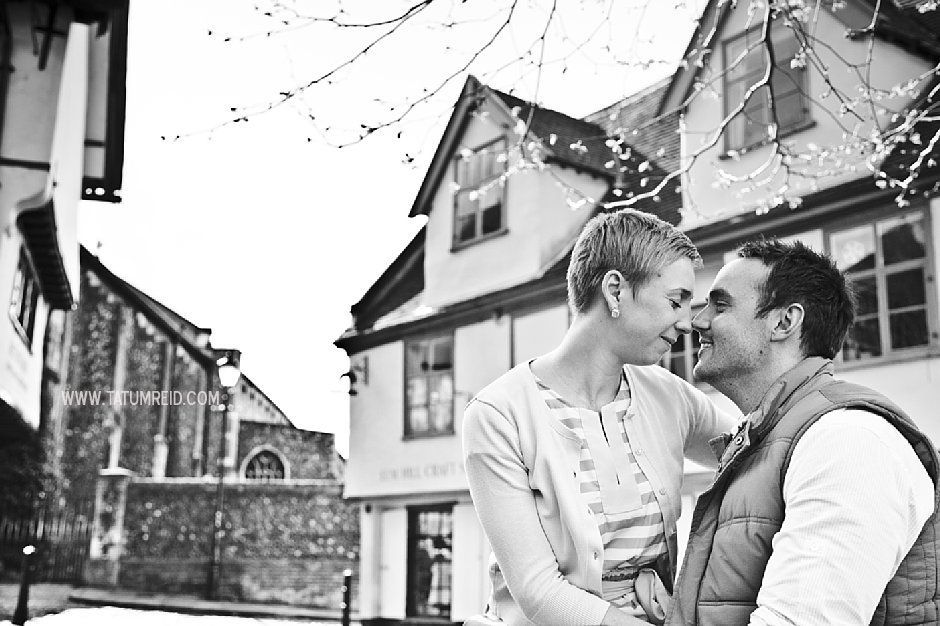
[611,307,620,319]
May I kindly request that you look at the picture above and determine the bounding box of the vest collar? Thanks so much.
[745,357,833,438]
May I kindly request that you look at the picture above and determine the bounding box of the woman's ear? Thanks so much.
[601,270,625,317]
[770,303,805,343]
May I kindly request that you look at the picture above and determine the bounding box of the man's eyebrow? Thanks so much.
[708,288,732,302]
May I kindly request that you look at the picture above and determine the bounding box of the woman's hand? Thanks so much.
[601,605,651,625]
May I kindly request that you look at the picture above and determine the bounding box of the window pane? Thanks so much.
[771,25,800,59]
[886,268,926,310]
[430,402,453,433]
[879,214,926,265]
[831,225,875,271]
[481,200,502,235]
[668,335,688,381]
[456,213,476,243]
[408,377,428,408]
[480,148,495,180]
[407,342,429,376]
[436,375,453,401]
[431,341,452,371]
[409,406,429,434]
[850,276,878,316]
[890,310,928,350]
[842,318,881,361]
[775,89,806,132]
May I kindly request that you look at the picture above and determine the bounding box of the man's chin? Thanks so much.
[692,363,714,384]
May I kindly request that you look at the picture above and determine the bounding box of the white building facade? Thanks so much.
[337,3,940,623]
[0,0,126,437]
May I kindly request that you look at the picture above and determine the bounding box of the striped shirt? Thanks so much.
[535,371,667,613]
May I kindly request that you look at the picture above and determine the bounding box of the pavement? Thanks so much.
[0,584,358,623]
[68,588,356,621]
[0,584,74,622]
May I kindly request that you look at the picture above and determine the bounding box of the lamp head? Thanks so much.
[216,349,241,388]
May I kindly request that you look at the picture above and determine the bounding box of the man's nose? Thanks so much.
[676,313,692,335]
[692,309,708,331]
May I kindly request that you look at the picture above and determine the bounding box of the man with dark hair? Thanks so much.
[667,239,939,625]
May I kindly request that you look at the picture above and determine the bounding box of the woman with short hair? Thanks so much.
[463,209,734,625]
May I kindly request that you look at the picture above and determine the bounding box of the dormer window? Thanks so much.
[723,22,810,152]
[453,137,507,248]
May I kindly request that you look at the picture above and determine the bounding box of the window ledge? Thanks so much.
[836,344,940,373]
[403,430,456,441]
[451,227,509,253]
[718,119,818,160]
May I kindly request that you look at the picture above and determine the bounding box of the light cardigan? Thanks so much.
[463,362,734,625]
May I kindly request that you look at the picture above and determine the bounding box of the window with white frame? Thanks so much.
[723,22,809,151]
[828,209,932,362]
[453,137,507,246]
[405,335,454,438]
[9,250,40,347]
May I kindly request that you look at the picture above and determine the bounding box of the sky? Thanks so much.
[77,0,704,456]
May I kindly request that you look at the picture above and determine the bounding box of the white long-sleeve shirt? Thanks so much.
[749,408,935,626]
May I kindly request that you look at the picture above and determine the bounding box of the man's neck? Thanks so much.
[723,356,804,415]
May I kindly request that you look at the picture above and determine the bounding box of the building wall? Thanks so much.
[60,269,210,496]
[0,10,88,430]
[118,480,359,607]
[422,98,605,309]
[58,271,120,504]
[346,303,587,622]
[681,4,933,227]
[236,421,339,480]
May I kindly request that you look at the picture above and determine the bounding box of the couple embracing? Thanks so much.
[463,210,939,625]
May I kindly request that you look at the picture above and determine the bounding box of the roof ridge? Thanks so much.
[583,76,673,123]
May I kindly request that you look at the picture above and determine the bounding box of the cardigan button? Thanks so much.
[734,435,744,445]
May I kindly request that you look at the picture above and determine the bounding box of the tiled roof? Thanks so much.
[881,74,940,194]
[878,0,940,55]
[491,89,612,177]
[583,78,681,175]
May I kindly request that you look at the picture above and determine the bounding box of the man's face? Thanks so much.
[692,258,773,387]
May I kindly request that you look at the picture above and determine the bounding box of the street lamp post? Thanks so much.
[205,349,240,601]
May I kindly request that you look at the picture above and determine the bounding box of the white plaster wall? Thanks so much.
[49,23,91,300]
[423,98,605,308]
[378,507,407,619]
[681,5,933,227]
[839,357,940,444]
[512,303,570,366]
[1,4,65,162]
[0,21,90,426]
[455,317,511,402]
[357,504,381,619]
[0,239,49,428]
[451,501,491,621]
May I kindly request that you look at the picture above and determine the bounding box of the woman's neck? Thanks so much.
[533,320,624,410]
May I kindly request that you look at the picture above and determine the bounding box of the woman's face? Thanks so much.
[616,257,696,366]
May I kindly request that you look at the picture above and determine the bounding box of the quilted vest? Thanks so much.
[666,358,940,626]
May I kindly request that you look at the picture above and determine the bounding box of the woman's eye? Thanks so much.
[669,300,681,309]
